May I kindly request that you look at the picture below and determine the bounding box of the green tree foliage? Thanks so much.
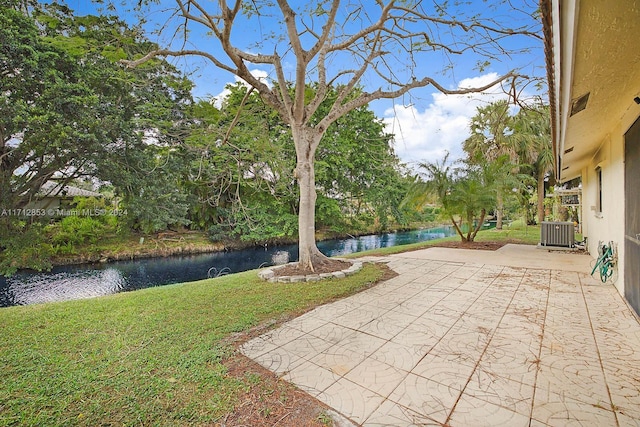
[463,100,551,227]
[463,100,519,229]
[464,101,516,164]
[0,2,193,211]
[511,104,553,224]
[0,221,54,276]
[448,168,495,242]
[482,154,535,225]
[410,100,551,241]
[186,83,409,244]
[183,84,298,243]
[0,2,194,272]
[125,0,542,271]
[312,86,410,231]
[416,154,496,242]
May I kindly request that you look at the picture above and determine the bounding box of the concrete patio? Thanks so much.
[241,244,640,426]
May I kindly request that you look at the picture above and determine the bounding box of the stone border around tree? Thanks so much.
[258,258,363,283]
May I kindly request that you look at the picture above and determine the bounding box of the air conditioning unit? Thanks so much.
[540,221,575,248]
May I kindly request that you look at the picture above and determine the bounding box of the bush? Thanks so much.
[208,222,232,243]
[48,216,106,246]
[73,196,106,213]
[207,203,298,245]
[237,210,298,243]
[0,221,53,276]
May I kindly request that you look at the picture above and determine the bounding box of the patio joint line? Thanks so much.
[362,261,472,425]
[444,264,527,425]
[317,259,461,425]
[527,268,551,424]
[362,260,496,426]
[578,273,621,427]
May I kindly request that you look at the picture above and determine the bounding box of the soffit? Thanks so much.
[558,0,640,181]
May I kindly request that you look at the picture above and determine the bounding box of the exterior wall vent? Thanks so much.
[540,221,575,247]
[570,92,590,116]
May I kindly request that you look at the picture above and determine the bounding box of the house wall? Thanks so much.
[26,197,61,211]
[580,106,639,296]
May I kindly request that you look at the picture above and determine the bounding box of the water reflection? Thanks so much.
[316,228,452,256]
[271,250,291,265]
[0,226,456,307]
[2,268,126,307]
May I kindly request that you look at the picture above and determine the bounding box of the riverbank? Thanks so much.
[46,223,438,268]
[48,230,225,266]
[4,220,541,273]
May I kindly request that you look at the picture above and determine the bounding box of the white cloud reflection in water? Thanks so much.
[7,268,127,306]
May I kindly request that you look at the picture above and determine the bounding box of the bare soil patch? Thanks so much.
[219,354,334,427]
[271,258,353,277]
[426,240,514,251]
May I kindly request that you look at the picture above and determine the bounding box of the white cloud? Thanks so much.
[210,69,270,108]
[382,73,509,168]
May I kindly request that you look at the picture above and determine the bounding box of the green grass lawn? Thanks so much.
[466,221,549,245]
[0,265,385,426]
[347,221,544,257]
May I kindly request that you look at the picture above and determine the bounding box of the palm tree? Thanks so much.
[463,100,516,163]
[447,167,496,242]
[463,100,518,229]
[483,154,536,224]
[411,154,496,242]
[512,105,553,224]
[417,153,454,209]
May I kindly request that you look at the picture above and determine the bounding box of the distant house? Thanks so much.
[27,181,103,211]
[542,0,640,315]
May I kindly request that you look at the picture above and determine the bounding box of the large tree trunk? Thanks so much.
[294,128,329,271]
[537,168,545,224]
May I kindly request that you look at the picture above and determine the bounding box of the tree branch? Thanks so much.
[120,48,235,75]
[318,70,520,133]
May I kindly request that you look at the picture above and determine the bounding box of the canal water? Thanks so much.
[0,226,457,307]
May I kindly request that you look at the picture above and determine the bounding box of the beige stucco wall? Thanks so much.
[25,197,61,211]
[580,106,638,296]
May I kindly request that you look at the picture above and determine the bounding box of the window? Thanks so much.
[596,166,603,215]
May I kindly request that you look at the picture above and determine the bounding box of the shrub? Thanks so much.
[0,222,53,276]
[48,216,106,246]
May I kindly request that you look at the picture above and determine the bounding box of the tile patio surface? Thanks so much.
[241,244,640,426]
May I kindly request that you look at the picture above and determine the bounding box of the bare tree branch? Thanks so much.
[222,86,255,145]
[121,48,235,74]
[317,70,520,138]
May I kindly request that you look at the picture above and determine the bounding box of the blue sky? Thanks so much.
[59,0,545,167]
